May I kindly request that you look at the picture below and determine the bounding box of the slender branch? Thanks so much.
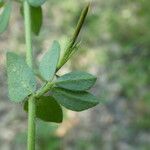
[24,0,32,68]
[70,3,90,48]
[23,1,36,150]
[27,95,36,150]
[57,3,90,70]
[35,82,54,98]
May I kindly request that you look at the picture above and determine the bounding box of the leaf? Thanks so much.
[6,52,36,102]
[39,41,61,81]
[52,88,99,111]
[31,6,43,35]
[55,71,97,91]
[27,0,46,7]
[24,96,63,123]
[0,2,12,34]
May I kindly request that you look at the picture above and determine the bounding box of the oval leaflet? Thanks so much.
[55,71,97,91]
[52,88,100,111]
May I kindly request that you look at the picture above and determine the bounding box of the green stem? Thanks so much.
[57,3,90,70]
[27,96,36,150]
[70,3,90,48]
[24,0,32,68]
[23,1,36,150]
[35,82,54,98]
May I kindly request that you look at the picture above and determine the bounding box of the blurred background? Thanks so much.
[0,0,150,149]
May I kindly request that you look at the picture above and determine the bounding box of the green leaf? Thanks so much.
[27,0,46,7]
[0,2,12,34]
[6,52,36,102]
[55,71,97,91]
[31,6,43,35]
[24,96,63,123]
[39,41,61,81]
[52,88,99,111]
